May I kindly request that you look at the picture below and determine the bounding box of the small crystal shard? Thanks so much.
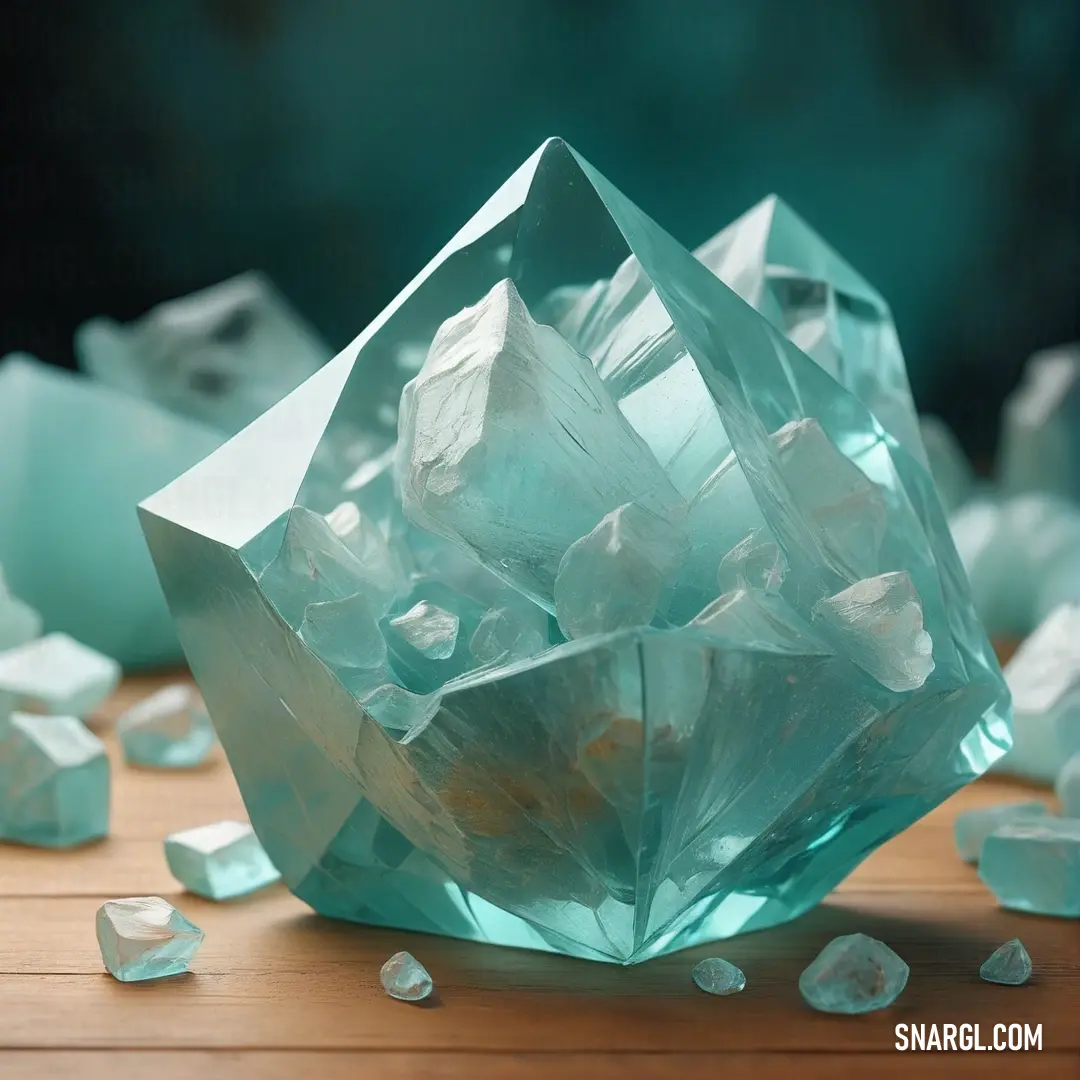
[812,572,934,692]
[164,820,281,900]
[953,802,1050,864]
[0,711,109,846]
[76,272,331,436]
[1057,755,1080,818]
[469,606,547,665]
[388,602,460,660]
[380,950,433,1002]
[799,933,909,1014]
[0,353,223,667]
[919,415,974,513]
[980,939,1032,986]
[0,633,121,716]
[96,896,204,982]
[716,529,788,594]
[555,503,687,639]
[117,683,216,768]
[691,957,746,995]
[999,344,1079,503]
[0,566,42,653]
[999,604,1080,782]
[979,818,1080,917]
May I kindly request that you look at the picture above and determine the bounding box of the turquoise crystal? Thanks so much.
[950,494,1080,638]
[1056,754,1080,817]
[691,956,746,995]
[77,272,331,437]
[141,139,1010,963]
[0,566,42,653]
[999,604,1080,783]
[0,354,223,667]
[953,802,1050,864]
[0,712,110,847]
[0,633,120,717]
[979,818,1080,917]
[117,684,216,768]
[798,933,909,1014]
[979,939,1032,986]
[164,819,281,900]
[999,345,1079,504]
[96,896,204,982]
[380,950,434,1002]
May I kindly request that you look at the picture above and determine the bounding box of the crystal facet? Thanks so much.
[798,933,909,1014]
[999,344,1080,504]
[0,711,109,847]
[691,956,746,995]
[0,354,223,667]
[953,802,1050,864]
[1057,755,1080,818]
[0,633,120,717]
[96,896,204,982]
[980,939,1032,986]
[999,604,1080,782]
[141,139,1011,964]
[979,818,1080,918]
[379,950,434,1002]
[117,684,216,768]
[77,272,331,436]
[164,820,281,900]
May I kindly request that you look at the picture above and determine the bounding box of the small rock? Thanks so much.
[691,957,746,996]
[953,802,1050,864]
[799,933,909,1014]
[978,818,1080,917]
[979,939,1032,986]
[164,820,281,900]
[380,950,433,1002]
[96,896,204,982]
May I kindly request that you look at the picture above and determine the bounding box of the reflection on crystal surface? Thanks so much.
[141,138,1011,964]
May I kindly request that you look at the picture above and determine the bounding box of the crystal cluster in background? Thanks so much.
[0,274,331,668]
[142,138,1010,964]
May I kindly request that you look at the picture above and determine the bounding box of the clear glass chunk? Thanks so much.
[164,819,281,900]
[978,818,1080,918]
[380,950,434,1002]
[96,896,204,982]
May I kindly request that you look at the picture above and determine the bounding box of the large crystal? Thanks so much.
[141,139,1010,964]
[0,711,110,847]
[96,896,204,982]
[999,344,1079,504]
[0,354,223,667]
[978,818,1080,918]
[998,604,1080,783]
[77,272,331,437]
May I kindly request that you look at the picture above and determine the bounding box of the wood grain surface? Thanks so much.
[1,673,1077,1079]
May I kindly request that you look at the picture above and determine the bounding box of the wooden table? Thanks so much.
[3,673,1077,1079]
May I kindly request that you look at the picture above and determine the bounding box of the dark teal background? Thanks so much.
[2,0,1077,464]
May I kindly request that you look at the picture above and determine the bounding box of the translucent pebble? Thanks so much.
[555,502,687,639]
[388,602,460,660]
[380,950,433,1001]
[978,818,1080,918]
[691,956,746,996]
[799,933,909,1014]
[953,802,1050,864]
[96,896,204,982]
[1056,755,1080,818]
[812,572,934,692]
[979,939,1032,986]
[164,820,281,900]
[0,633,120,716]
[117,683,216,769]
[0,711,110,847]
[998,603,1080,783]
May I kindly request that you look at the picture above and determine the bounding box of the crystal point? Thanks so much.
[117,683,216,768]
[953,802,1050,864]
[164,820,281,900]
[691,956,746,996]
[978,818,1080,918]
[979,939,1032,986]
[0,633,120,717]
[380,950,434,1002]
[0,711,110,846]
[77,272,331,436]
[96,896,204,982]
[799,933,909,1014]
[141,139,1011,964]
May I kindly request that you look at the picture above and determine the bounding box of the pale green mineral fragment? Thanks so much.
[0,633,120,716]
[96,897,204,982]
[979,939,1032,986]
